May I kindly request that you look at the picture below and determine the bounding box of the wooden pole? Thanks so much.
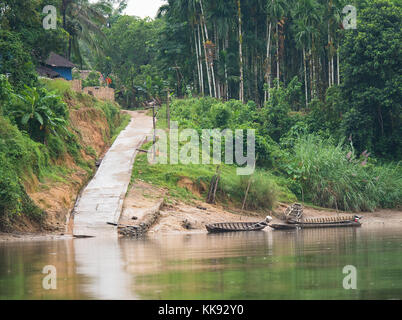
[152,103,156,161]
[166,89,170,130]
[241,157,257,211]
[242,177,252,211]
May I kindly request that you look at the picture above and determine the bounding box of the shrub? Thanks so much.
[82,71,101,88]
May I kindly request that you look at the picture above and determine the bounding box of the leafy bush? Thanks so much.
[0,30,37,90]
[82,71,101,88]
[95,101,121,133]
[7,86,69,144]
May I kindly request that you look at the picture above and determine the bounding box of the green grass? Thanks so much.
[131,136,293,211]
[130,100,295,211]
[39,78,72,96]
[110,113,131,144]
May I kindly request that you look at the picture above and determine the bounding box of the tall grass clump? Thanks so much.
[40,78,72,96]
[220,171,278,210]
[285,134,402,211]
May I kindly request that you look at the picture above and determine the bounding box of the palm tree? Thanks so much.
[61,0,106,62]
[266,0,288,98]
[294,19,313,107]
[199,0,218,98]
[327,0,344,86]
[237,0,244,103]
[208,0,236,100]
[293,0,321,100]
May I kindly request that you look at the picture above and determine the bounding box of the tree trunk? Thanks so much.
[337,44,340,85]
[265,21,272,104]
[331,55,334,87]
[276,24,280,88]
[197,24,205,95]
[200,19,212,96]
[166,89,170,130]
[194,27,202,94]
[215,23,221,99]
[224,32,229,101]
[303,48,308,107]
[328,27,332,87]
[199,0,216,98]
[237,0,244,103]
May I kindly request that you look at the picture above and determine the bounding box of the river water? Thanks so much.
[1,227,402,300]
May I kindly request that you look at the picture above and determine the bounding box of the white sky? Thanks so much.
[124,0,166,19]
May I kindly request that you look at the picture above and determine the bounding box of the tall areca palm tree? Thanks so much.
[293,0,321,100]
[265,0,288,98]
[326,0,344,86]
[294,18,313,107]
[237,0,244,103]
[208,0,236,100]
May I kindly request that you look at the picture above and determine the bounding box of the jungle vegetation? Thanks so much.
[0,0,401,222]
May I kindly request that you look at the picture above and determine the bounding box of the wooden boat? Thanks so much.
[270,215,362,230]
[206,216,272,233]
[285,203,304,222]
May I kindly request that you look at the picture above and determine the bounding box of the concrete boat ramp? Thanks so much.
[73,111,153,238]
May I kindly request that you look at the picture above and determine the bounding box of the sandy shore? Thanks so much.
[119,181,402,235]
[1,181,401,242]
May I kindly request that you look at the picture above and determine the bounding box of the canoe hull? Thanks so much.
[206,222,268,233]
[270,221,362,230]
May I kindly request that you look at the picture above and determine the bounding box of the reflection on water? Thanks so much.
[1,227,402,300]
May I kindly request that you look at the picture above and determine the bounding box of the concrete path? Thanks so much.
[73,111,153,238]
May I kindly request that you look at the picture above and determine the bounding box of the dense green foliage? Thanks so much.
[0,117,46,227]
[152,96,401,211]
[81,71,101,88]
[1,0,401,218]
[83,0,401,160]
[0,31,38,90]
[132,141,290,210]
[340,1,401,159]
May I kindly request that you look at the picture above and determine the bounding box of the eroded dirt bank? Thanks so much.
[28,107,114,234]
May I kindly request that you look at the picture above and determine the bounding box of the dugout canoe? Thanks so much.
[206,216,272,233]
[270,216,362,230]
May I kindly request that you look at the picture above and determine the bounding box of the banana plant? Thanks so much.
[11,86,68,144]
